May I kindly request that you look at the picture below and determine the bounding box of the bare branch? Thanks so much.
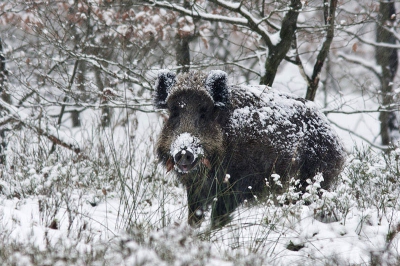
[149,0,248,26]
[208,0,273,47]
[340,29,400,49]
[328,118,389,151]
[0,99,81,154]
[337,52,381,79]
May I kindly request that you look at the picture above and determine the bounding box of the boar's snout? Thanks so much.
[170,133,205,173]
[174,149,195,172]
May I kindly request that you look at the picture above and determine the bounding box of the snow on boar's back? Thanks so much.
[154,70,346,228]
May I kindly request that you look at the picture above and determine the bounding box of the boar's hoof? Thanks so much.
[174,149,196,173]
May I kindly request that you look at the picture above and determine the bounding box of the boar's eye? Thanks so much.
[169,106,180,126]
[197,106,211,127]
[170,106,179,117]
[199,107,208,120]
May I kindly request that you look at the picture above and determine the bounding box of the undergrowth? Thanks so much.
[0,124,400,265]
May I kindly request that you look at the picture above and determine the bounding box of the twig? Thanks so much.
[0,99,81,154]
[328,118,389,151]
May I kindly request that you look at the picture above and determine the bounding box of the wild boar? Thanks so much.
[154,70,346,228]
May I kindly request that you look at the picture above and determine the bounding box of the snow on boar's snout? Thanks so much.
[170,133,204,173]
[153,70,346,228]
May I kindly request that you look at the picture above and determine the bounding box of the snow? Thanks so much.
[170,132,204,168]
[178,16,195,33]
[228,85,343,158]
[116,25,128,36]
[269,32,281,46]
[1,109,400,265]
[0,71,384,264]
[2,60,397,263]
[143,24,157,35]
[205,70,227,98]
[102,11,114,26]
[0,0,398,264]
[165,71,214,104]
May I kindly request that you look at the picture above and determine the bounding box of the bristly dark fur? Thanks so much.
[154,70,346,228]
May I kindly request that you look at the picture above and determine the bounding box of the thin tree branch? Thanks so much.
[0,99,81,154]
[149,1,249,27]
[337,52,382,80]
[328,118,389,151]
[340,29,400,49]
[208,0,273,47]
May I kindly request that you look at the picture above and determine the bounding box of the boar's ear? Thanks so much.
[154,70,176,109]
[205,70,230,108]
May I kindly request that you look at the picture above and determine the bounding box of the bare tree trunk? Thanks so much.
[376,0,398,145]
[71,61,86,128]
[0,38,10,165]
[94,67,112,128]
[305,0,337,101]
[260,0,301,86]
[176,37,191,74]
[176,0,192,74]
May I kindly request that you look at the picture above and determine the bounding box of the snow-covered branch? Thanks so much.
[19,100,154,113]
[148,0,279,48]
[207,0,274,47]
[324,105,400,115]
[149,1,248,26]
[341,29,400,49]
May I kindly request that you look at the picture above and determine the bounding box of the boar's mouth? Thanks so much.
[167,155,211,174]
[173,148,204,173]
[174,150,199,173]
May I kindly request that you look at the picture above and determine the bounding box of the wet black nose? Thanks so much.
[174,150,195,165]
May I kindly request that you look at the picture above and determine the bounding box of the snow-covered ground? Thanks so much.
[1,101,400,265]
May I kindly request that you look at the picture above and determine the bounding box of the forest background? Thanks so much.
[0,0,400,265]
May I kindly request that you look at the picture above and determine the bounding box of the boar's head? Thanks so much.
[154,70,230,176]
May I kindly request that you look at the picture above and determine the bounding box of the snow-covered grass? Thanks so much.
[1,116,400,265]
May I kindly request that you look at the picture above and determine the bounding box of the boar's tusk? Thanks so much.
[166,157,174,173]
[202,158,211,170]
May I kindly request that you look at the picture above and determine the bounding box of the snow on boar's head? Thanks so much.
[154,70,230,177]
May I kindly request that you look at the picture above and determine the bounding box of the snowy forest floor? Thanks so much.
[1,112,400,266]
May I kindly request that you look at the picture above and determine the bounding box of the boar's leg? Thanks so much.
[210,184,239,228]
[186,186,207,227]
